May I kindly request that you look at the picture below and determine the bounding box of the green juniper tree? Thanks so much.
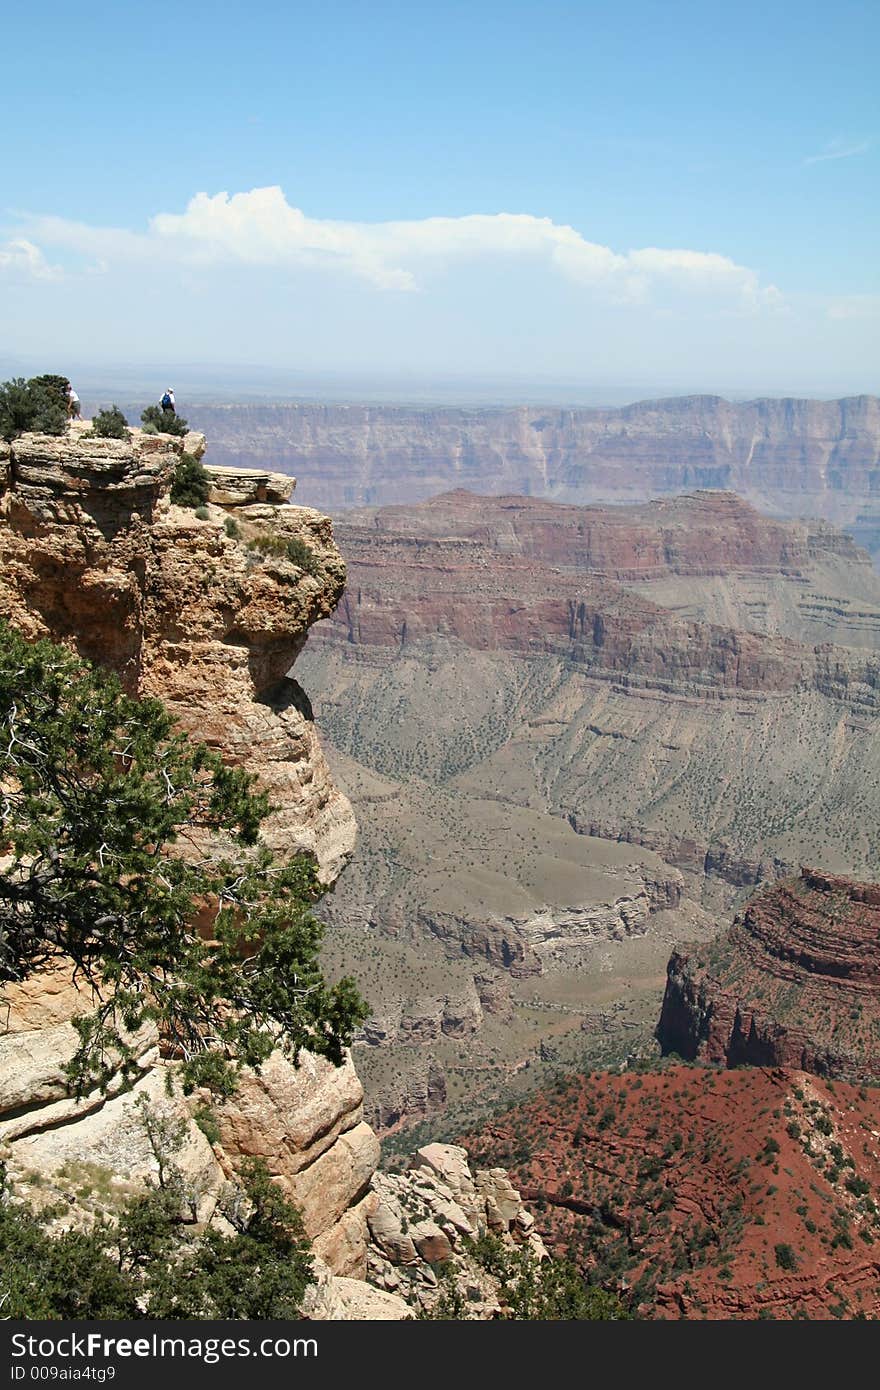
[170,451,211,508]
[0,621,366,1097]
[89,405,130,439]
[0,1154,314,1319]
[141,404,189,437]
[0,375,69,440]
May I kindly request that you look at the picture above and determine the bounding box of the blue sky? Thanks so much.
[1,0,877,397]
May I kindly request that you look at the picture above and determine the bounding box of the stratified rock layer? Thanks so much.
[658,868,880,1080]
[316,490,880,710]
[186,394,880,560]
[0,959,381,1278]
[0,423,355,878]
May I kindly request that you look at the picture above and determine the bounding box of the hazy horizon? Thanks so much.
[1,353,875,412]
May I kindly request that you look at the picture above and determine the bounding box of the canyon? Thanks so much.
[298,486,880,1134]
[5,415,880,1320]
[181,393,880,562]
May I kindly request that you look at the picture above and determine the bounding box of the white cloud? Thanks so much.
[0,238,62,281]
[804,139,869,166]
[20,186,781,308]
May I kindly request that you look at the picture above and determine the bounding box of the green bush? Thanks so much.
[0,375,68,440]
[247,531,319,576]
[141,404,189,437]
[223,516,241,539]
[194,506,210,520]
[774,1242,798,1271]
[90,405,129,439]
[461,1233,630,1320]
[170,452,210,509]
[0,1157,313,1319]
[30,374,71,412]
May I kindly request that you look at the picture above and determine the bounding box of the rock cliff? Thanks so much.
[657,868,880,1081]
[365,1142,547,1316]
[0,960,380,1282]
[0,422,380,1306]
[0,422,355,879]
[316,491,880,709]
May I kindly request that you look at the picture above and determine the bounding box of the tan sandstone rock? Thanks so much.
[203,464,294,506]
[0,427,355,880]
[212,1049,380,1272]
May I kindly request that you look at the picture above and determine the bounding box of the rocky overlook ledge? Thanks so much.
[0,421,354,880]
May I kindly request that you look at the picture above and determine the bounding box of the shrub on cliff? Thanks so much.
[426,1234,630,1320]
[0,1155,313,1318]
[141,404,189,437]
[89,405,130,439]
[0,621,367,1097]
[170,451,211,508]
[0,375,68,440]
[774,1242,798,1271]
[248,531,320,577]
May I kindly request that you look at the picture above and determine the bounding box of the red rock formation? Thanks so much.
[314,491,880,709]
[340,488,869,581]
[658,868,880,1080]
[467,1064,880,1319]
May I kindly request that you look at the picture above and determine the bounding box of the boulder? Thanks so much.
[411,1220,453,1263]
[203,465,294,506]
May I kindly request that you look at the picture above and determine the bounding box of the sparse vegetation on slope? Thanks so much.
[248,531,320,577]
[467,1063,880,1319]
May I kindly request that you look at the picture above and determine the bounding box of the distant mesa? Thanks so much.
[658,867,880,1081]
[184,393,880,564]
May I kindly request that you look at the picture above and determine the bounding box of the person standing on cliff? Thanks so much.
[67,383,81,421]
[161,387,176,417]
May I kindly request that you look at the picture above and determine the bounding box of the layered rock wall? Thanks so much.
[657,868,880,1080]
[315,492,880,711]
[0,423,355,878]
[185,395,880,559]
